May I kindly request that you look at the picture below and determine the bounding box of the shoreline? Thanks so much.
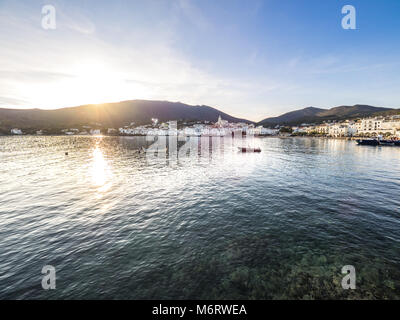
[0,134,388,140]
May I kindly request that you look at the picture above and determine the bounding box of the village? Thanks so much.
[8,114,400,139]
[291,115,400,138]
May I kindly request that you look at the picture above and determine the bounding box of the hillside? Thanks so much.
[258,107,325,127]
[258,105,399,127]
[0,100,251,130]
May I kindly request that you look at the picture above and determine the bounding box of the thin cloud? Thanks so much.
[0,96,29,107]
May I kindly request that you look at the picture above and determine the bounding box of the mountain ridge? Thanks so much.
[2,101,400,132]
[0,100,252,130]
[258,104,399,127]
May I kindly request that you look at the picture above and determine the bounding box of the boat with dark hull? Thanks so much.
[379,140,395,146]
[356,139,380,146]
[238,147,261,153]
[356,139,400,146]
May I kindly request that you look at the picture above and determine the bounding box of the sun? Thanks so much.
[70,62,123,104]
[19,59,153,109]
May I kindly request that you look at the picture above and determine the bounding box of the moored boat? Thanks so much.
[356,139,400,146]
[356,139,380,146]
[379,139,395,146]
[238,147,261,152]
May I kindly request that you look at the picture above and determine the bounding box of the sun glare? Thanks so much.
[90,145,113,194]
[71,62,124,104]
[21,60,152,109]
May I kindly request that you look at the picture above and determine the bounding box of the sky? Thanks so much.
[0,0,399,121]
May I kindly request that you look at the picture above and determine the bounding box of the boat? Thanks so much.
[356,139,380,146]
[356,138,400,146]
[238,147,261,153]
[379,140,395,146]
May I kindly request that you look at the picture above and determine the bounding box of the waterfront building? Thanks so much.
[215,116,229,128]
[356,117,384,135]
[305,126,316,134]
[315,124,329,134]
[328,123,340,137]
[327,122,354,137]
[355,117,397,136]
[90,129,101,135]
[249,126,278,136]
[261,127,279,135]
[381,118,400,136]
[10,128,23,135]
[347,121,357,136]
[292,126,307,134]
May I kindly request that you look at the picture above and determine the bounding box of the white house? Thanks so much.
[90,129,101,135]
[328,123,348,137]
[381,119,400,136]
[292,126,307,134]
[11,128,22,135]
[315,124,329,135]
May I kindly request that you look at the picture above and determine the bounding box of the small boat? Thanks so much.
[356,139,379,146]
[394,141,400,146]
[379,140,395,146]
[238,147,261,153]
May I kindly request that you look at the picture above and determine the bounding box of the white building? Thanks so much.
[266,128,279,135]
[215,116,229,128]
[327,123,350,137]
[11,128,22,135]
[292,126,307,134]
[315,124,329,134]
[356,117,384,135]
[355,117,398,136]
[90,129,101,135]
[381,119,400,136]
[347,121,357,136]
[250,126,277,135]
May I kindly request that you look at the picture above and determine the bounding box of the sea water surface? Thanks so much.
[0,136,400,299]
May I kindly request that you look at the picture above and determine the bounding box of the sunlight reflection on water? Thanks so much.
[90,143,113,195]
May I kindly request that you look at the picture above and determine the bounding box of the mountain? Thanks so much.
[258,107,325,127]
[0,100,251,130]
[258,105,398,127]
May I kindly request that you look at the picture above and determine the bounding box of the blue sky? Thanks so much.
[0,0,399,121]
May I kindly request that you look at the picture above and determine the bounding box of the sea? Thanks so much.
[0,135,399,299]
